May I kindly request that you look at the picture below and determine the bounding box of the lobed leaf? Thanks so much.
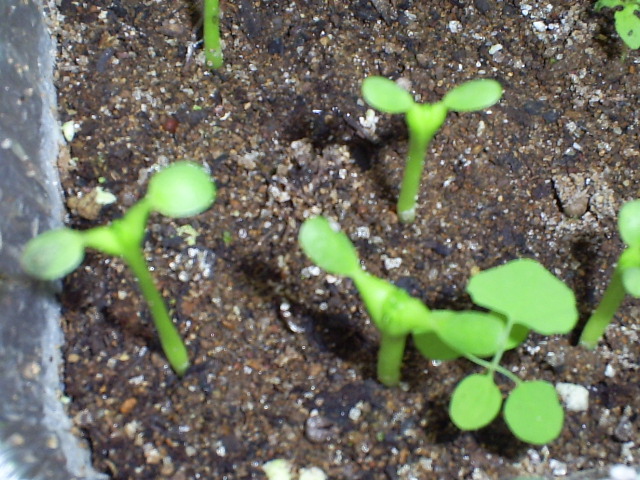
[146,161,216,218]
[299,216,361,277]
[467,259,578,335]
[618,199,640,247]
[21,228,85,280]
[503,381,564,445]
[450,374,502,430]
[442,79,503,112]
[361,76,415,114]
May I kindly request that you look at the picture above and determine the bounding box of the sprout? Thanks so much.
[580,199,640,347]
[21,161,217,376]
[361,76,502,222]
[299,216,577,443]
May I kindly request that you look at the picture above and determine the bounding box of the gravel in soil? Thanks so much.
[48,0,639,478]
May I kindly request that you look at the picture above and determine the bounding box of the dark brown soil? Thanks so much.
[49,0,639,478]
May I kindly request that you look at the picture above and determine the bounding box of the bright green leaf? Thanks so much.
[450,374,502,430]
[361,76,415,114]
[299,216,361,276]
[21,228,85,280]
[442,79,503,112]
[618,199,640,247]
[467,259,578,335]
[413,330,462,360]
[503,381,564,445]
[615,5,640,49]
[432,310,508,357]
[622,266,640,297]
[146,161,216,218]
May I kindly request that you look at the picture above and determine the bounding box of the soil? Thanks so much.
[47,0,639,478]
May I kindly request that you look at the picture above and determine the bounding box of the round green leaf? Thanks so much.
[361,76,415,114]
[450,374,502,430]
[503,380,564,445]
[146,161,216,218]
[299,216,360,276]
[442,79,503,112]
[466,259,578,335]
[618,199,640,247]
[21,228,85,280]
[622,267,640,297]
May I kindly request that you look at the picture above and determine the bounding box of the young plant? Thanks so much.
[361,76,503,223]
[299,216,578,444]
[595,0,640,50]
[203,0,223,69]
[21,161,217,376]
[579,199,640,348]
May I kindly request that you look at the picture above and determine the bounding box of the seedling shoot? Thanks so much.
[580,199,640,347]
[361,76,503,223]
[21,161,217,376]
[299,216,578,444]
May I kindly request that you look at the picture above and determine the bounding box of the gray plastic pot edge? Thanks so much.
[0,1,107,479]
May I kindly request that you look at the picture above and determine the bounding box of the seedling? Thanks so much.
[21,161,217,376]
[299,216,578,443]
[203,0,223,69]
[579,199,640,348]
[595,0,640,50]
[361,76,503,223]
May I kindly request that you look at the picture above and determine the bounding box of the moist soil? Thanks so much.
[48,0,639,478]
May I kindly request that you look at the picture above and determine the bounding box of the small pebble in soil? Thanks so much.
[556,383,589,412]
[305,413,336,443]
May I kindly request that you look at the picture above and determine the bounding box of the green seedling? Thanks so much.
[580,199,640,348]
[203,0,223,69]
[21,161,217,376]
[299,216,578,443]
[361,76,503,223]
[595,0,640,50]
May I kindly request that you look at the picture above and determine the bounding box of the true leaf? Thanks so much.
[21,228,85,280]
[299,216,361,276]
[615,5,640,49]
[361,76,415,114]
[442,79,503,112]
[450,374,502,430]
[467,259,578,335]
[503,380,564,445]
[146,161,216,218]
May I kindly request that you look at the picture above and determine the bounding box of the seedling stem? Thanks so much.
[203,0,223,69]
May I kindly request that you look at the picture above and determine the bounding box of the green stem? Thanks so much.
[203,0,223,69]
[123,248,190,376]
[579,267,626,348]
[377,332,407,387]
[464,352,521,385]
[397,131,431,223]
